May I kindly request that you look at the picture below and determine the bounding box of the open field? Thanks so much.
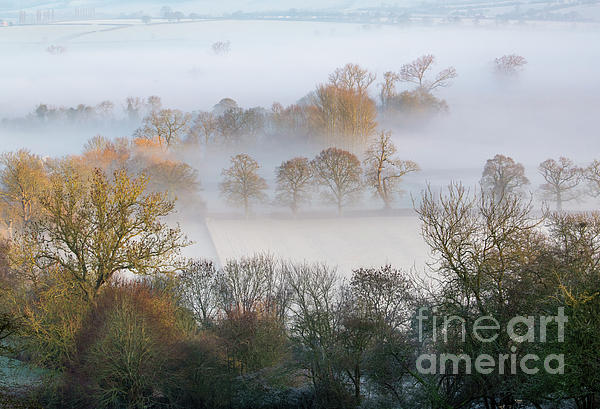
[205,214,432,275]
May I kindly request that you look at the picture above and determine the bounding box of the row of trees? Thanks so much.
[0,137,201,237]
[1,165,598,408]
[481,154,600,210]
[220,131,420,216]
[8,56,459,151]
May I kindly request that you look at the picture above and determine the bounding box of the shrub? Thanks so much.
[63,281,187,408]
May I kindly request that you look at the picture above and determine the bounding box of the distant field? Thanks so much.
[206,214,432,276]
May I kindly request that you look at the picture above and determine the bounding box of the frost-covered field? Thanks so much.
[205,215,431,276]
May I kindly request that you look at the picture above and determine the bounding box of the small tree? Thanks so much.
[134,109,192,149]
[275,157,312,215]
[494,54,527,76]
[363,131,419,209]
[538,157,582,211]
[0,150,47,233]
[584,159,600,197]
[480,154,529,200]
[220,154,267,217]
[312,148,363,215]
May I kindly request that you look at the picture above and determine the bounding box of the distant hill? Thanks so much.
[2,0,598,22]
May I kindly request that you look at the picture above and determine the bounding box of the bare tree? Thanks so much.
[179,259,219,325]
[191,111,218,145]
[363,131,419,209]
[211,40,231,55]
[220,154,268,217]
[217,254,289,323]
[539,157,582,211]
[95,100,114,120]
[125,96,144,121]
[311,84,377,150]
[216,107,247,142]
[584,160,600,198]
[142,160,200,201]
[146,95,162,113]
[312,147,363,215]
[134,109,192,149]
[480,154,529,200]
[379,71,400,111]
[494,54,527,76]
[275,157,313,215]
[328,63,376,95]
[285,261,343,404]
[399,54,457,92]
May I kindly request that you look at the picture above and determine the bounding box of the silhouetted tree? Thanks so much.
[539,157,582,210]
[480,154,529,200]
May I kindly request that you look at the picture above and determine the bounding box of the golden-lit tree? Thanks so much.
[309,64,378,150]
[80,135,131,174]
[16,163,188,301]
[0,150,48,234]
[311,85,377,150]
[328,63,376,95]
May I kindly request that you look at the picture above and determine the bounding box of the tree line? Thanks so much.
[0,153,599,408]
[5,54,528,152]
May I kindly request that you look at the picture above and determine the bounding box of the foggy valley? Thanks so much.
[1,1,600,408]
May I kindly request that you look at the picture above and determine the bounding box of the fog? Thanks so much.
[2,21,599,162]
[1,18,599,270]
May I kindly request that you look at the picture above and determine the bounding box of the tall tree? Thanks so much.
[363,131,419,209]
[220,154,268,217]
[379,71,400,111]
[16,164,187,301]
[275,157,313,215]
[480,154,529,200]
[312,148,363,215]
[310,64,378,150]
[538,157,582,211]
